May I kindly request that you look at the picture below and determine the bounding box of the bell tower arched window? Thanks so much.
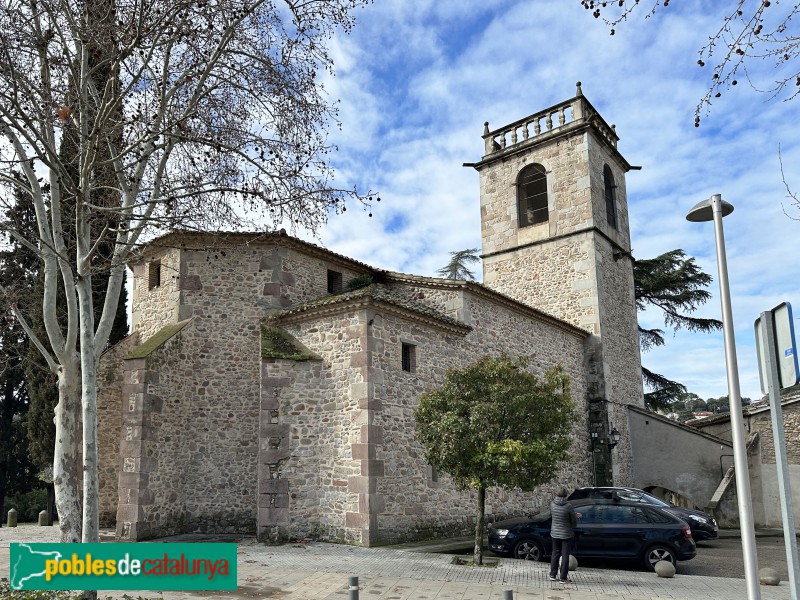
[604,165,618,230]
[517,164,548,227]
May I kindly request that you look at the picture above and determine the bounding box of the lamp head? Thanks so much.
[607,427,621,451]
[686,194,734,222]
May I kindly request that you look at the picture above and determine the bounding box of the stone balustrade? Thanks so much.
[482,82,618,157]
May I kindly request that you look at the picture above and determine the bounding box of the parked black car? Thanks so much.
[487,498,697,571]
[567,487,718,541]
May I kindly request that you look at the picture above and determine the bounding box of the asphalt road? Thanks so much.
[680,536,791,579]
[571,535,794,579]
[463,533,796,580]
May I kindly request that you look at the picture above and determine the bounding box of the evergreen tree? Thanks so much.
[437,248,480,281]
[0,182,41,519]
[634,249,721,411]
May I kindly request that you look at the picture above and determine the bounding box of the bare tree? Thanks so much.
[581,1,800,125]
[0,0,371,545]
[779,146,800,219]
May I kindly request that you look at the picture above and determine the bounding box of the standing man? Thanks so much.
[549,487,580,583]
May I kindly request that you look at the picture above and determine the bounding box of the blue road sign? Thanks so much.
[755,302,800,394]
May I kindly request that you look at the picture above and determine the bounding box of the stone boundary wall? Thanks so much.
[746,400,800,464]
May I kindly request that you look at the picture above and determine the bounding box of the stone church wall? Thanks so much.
[593,237,643,485]
[261,313,366,543]
[479,133,589,259]
[480,131,600,334]
[130,246,181,342]
[130,235,369,345]
[174,242,365,325]
[110,237,370,539]
[96,333,139,527]
[268,285,588,546]
[370,290,589,544]
[482,234,595,330]
[585,136,643,486]
[116,320,260,539]
[586,135,631,248]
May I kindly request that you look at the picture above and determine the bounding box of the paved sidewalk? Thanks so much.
[0,525,791,600]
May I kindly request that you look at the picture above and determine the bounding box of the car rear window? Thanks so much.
[644,507,673,523]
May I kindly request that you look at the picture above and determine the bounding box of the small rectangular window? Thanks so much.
[327,269,342,294]
[401,343,416,373]
[148,260,161,290]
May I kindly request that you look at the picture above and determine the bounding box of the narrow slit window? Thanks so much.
[148,260,161,290]
[604,165,618,230]
[517,163,548,227]
[327,269,342,294]
[401,342,416,373]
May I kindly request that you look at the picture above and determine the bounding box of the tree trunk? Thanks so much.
[474,486,486,566]
[47,483,55,526]
[54,359,82,543]
[1,375,14,526]
[78,275,100,545]
[0,453,7,528]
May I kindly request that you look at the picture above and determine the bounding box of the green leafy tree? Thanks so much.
[706,398,728,414]
[707,395,751,413]
[688,398,709,413]
[415,356,575,565]
[634,249,722,411]
[437,248,480,281]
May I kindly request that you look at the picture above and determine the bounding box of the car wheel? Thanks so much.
[514,539,545,561]
[642,544,676,571]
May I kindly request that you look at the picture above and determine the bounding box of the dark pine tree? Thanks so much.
[634,249,722,411]
[0,182,42,521]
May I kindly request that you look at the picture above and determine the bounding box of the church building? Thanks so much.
[96,84,645,546]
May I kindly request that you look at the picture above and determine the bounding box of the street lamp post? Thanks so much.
[686,194,761,600]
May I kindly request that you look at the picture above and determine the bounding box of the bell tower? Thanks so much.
[471,83,643,485]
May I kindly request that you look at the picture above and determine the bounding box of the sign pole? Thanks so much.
[760,311,800,600]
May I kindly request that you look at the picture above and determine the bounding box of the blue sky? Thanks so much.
[303,0,800,403]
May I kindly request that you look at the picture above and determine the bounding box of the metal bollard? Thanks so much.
[348,576,359,600]
[7,508,17,528]
[503,590,513,600]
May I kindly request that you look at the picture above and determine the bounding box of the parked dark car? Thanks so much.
[487,499,696,571]
[567,487,718,541]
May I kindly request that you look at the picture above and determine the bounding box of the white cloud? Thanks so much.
[309,0,800,401]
